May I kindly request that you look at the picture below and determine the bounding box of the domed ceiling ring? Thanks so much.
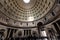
[2,0,56,22]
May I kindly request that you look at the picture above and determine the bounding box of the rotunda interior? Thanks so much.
[0,0,60,40]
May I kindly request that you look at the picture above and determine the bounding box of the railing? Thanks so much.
[5,37,48,40]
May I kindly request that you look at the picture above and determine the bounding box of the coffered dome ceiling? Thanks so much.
[2,0,55,22]
[1,0,60,28]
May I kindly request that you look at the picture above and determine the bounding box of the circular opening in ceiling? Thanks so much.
[23,0,30,3]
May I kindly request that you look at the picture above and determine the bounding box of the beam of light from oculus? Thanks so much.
[28,17,34,21]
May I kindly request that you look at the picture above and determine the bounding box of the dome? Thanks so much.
[2,0,55,22]
[0,0,60,40]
